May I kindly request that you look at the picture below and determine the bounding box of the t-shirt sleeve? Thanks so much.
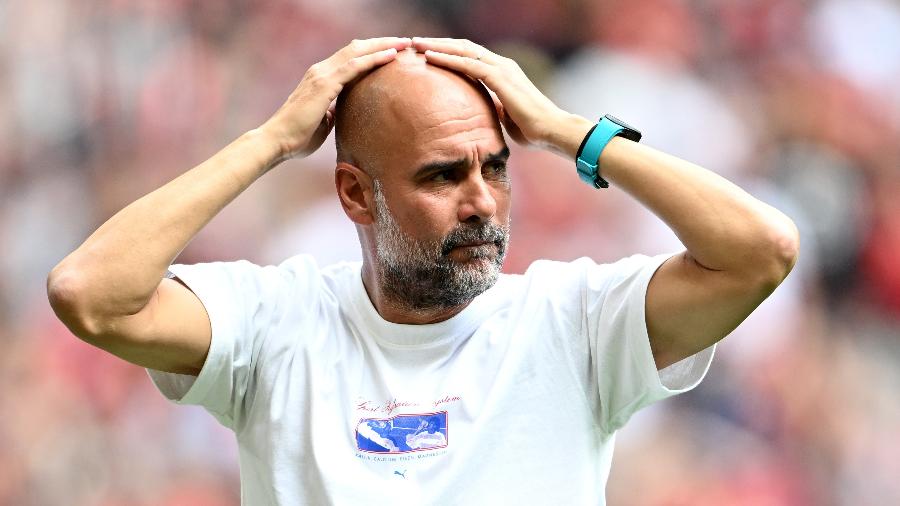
[145,258,294,430]
[582,253,716,434]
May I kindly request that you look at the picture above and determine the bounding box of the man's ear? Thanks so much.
[335,162,375,225]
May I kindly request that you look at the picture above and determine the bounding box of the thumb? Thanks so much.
[486,89,527,145]
[324,101,337,130]
[300,102,337,157]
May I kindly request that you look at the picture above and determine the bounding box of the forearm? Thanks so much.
[409,37,797,277]
[601,137,797,275]
[49,128,281,321]
[549,113,798,278]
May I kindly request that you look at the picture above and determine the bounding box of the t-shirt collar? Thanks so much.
[349,264,497,348]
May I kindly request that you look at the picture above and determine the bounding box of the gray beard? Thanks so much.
[372,180,509,312]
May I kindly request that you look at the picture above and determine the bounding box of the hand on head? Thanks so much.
[258,36,567,163]
[258,37,412,161]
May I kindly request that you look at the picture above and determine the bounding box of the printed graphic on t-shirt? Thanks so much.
[355,411,448,454]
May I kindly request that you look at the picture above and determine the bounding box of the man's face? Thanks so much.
[364,55,512,310]
[373,178,509,310]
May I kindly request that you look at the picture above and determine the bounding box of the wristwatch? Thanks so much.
[575,114,642,188]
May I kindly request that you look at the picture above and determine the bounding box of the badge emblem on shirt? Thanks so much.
[355,411,448,454]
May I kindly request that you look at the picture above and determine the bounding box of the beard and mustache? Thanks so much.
[372,180,509,312]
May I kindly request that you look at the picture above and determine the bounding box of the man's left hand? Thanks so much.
[412,37,582,154]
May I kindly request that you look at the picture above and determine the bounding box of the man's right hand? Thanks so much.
[259,37,411,161]
[47,38,411,376]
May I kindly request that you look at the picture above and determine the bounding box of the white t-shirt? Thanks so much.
[149,253,715,505]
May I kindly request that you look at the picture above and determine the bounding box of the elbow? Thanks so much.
[752,219,801,291]
[46,264,105,341]
[776,221,801,274]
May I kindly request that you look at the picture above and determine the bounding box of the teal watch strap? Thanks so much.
[576,115,642,188]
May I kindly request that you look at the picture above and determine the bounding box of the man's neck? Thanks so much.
[360,263,471,325]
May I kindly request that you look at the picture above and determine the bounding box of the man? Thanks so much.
[47,37,799,504]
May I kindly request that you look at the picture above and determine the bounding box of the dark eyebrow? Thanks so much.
[413,146,510,180]
[484,146,511,166]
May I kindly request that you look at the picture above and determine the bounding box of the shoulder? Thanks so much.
[515,254,658,282]
[500,254,673,301]
[168,254,345,305]
[271,255,361,287]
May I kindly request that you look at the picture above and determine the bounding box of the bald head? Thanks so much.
[334,49,500,176]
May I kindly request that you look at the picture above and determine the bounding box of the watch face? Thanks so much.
[605,114,636,131]
[604,114,642,142]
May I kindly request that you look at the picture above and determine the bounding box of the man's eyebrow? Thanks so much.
[484,146,511,166]
[413,146,511,179]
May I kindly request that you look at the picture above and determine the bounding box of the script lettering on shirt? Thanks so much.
[356,397,419,415]
[433,394,461,408]
[356,394,461,414]
[383,398,418,415]
[356,400,382,413]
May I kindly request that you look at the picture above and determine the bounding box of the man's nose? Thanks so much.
[457,172,497,223]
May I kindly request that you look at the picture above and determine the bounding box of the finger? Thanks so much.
[413,37,494,63]
[337,37,411,61]
[422,49,493,81]
[410,36,458,45]
[307,113,334,155]
[411,37,465,44]
[482,87,524,141]
[485,88,503,113]
[500,111,527,145]
[483,87,507,121]
[325,101,336,126]
[333,47,400,85]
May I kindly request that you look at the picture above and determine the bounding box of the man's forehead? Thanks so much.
[371,51,492,123]
[338,50,503,175]
[369,49,473,94]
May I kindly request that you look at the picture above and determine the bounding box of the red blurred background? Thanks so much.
[2,0,899,504]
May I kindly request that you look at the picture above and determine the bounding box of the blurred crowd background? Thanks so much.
[2,0,899,504]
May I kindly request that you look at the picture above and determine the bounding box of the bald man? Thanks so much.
[48,37,799,504]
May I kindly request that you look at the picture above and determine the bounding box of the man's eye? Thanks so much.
[485,162,508,178]
[432,170,454,182]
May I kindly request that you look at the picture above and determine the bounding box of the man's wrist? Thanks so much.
[241,128,289,173]
[542,112,595,160]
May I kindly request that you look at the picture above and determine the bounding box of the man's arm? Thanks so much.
[554,122,799,369]
[413,38,799,370]
[47,38,412,375]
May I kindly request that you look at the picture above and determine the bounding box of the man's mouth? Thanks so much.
[453,241,491,249]
[446,241,499,262]
[440,224,507,256]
